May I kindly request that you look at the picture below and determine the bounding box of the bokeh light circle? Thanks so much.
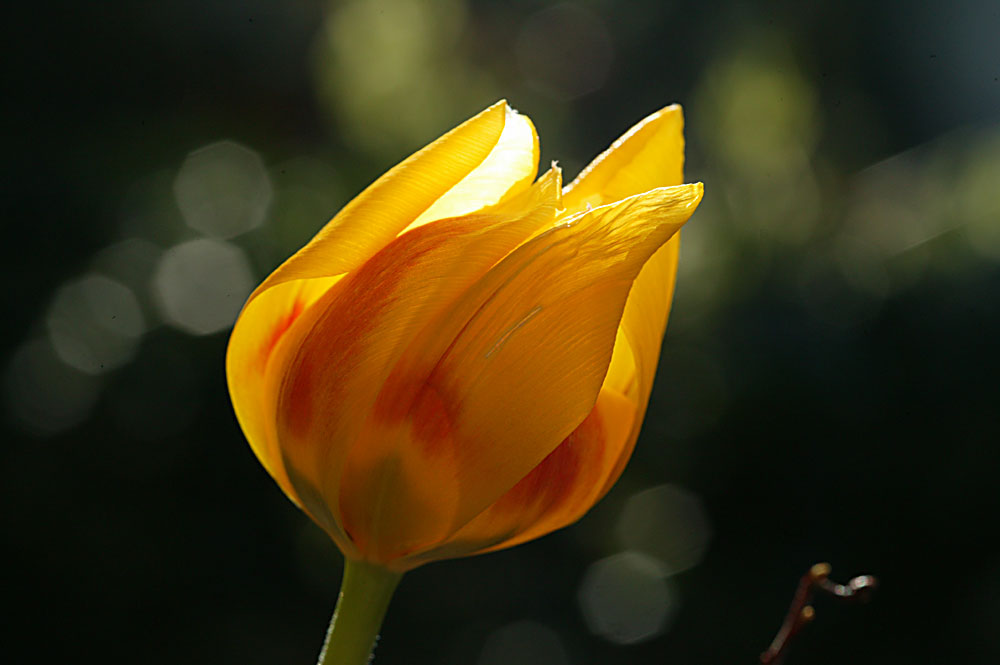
[173,140,272,239]
[477,620,569,665]
[577,551,677,645]
[153,238,254,336]
[4,339,103,436]
[46,274,146,375]
[617,484,712,574]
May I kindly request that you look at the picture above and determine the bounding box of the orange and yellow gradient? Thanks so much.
[226,101,702,665]
[227,101,702,572]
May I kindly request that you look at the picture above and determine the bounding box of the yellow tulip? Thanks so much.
[227,100,702,664]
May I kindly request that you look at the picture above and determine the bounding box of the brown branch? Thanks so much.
[759,563,877,665]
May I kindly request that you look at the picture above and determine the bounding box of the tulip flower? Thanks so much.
[227,100,702,664]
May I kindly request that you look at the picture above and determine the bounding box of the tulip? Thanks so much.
[227,100,702,664]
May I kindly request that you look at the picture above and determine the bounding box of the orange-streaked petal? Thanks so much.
[270,173,562,557]
[413,243,682,565]
[404,386,636,564]
[227,100,537,520]
[338,183,702,566]
[226,276,340,508]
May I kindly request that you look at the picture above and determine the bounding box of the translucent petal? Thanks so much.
[563,104,689,499]
[270,174,562,558]
[563,105,684,212]
[355,184,702,565]
[227,101,538,536]
[405,106,539,231]
[409,386,636,563]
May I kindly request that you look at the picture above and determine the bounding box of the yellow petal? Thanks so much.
[563,104,685,212]
[404,105,539,232]
[564,104,689,500]
[352,183,702,566]
[270,173,562,558]
[226,100,537,530]
[252,100,514,296]
[596,234,680,498]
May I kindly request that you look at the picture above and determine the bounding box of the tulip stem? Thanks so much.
[317,559,403,665]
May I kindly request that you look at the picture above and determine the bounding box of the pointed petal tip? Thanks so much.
[668,181,704,227]
[546,161,563,186]
[476,100,510,127]
[490,99,512,116]
[667,181,704,214]
[628,103,684,136]
[608,181,704,213]
[496,99,533,126]
[664,181,704,201]
[649,103,682,123]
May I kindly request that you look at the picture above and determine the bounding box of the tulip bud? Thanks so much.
[227,100,702,664]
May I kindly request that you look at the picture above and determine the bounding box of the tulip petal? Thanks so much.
[406,386,637,563]
[597,235,680,496]
[405,105,539,232]
[226,276,341,509]
[227,101,538,524]
[254,101,499,293]
[253,100,539,299]
[345,183,702,564]
[270,172,563,557]
[404,244,679,564]
[563,104,685,212]
[563,104,688,499]
[399,110,694,564]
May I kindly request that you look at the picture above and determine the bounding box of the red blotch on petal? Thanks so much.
[283,353,315,441]
[371,369,456,456]
[258,299,305,372]
[410,379,454,452]
[278,224,459,447]
[492,405,606,518]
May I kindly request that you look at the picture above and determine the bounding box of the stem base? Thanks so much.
[318,559,402,665]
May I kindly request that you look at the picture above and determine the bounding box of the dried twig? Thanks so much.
[759,563,877,665]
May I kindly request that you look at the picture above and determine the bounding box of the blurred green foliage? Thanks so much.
[3,1,1000,663]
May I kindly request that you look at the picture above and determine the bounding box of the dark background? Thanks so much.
[4,1,1000,663]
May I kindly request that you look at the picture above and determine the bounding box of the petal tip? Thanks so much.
[479,100,511,126]
[673,181,705,211]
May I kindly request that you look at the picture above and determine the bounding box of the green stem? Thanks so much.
[317,559,403,665]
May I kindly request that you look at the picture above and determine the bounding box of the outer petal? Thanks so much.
[352,183,702,567]
[404,106,539,232]
[406,387,636,564]
[565,104,688,499]
[226,101,538,522]
[597,237,680,496]
[270,172,563,555]
[257,100,538,296]
[410,106,692,562]
[226,276,341,507]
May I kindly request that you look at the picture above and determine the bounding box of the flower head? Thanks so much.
[227,101,702,571]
